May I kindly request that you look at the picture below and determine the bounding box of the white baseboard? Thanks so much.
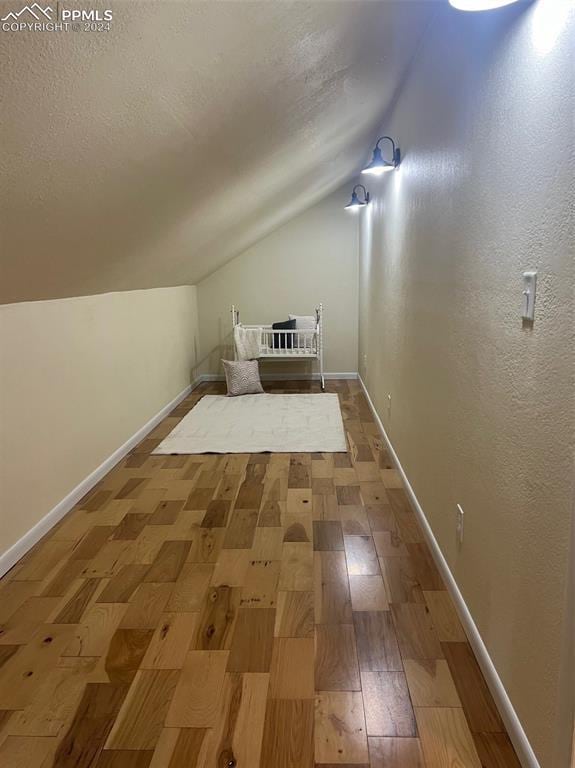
[198,372,359,382]
[0,378,202,579]
[358,375,540,768]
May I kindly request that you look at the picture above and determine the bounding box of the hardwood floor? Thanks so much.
[0,379,521,767]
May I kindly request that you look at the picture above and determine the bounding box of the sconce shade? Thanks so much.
[362,146,395,176]
[361,136,401,176]
[345,185,370,210]
[449,0,520,9]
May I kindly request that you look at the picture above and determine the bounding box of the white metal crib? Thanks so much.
[231,303,325,390]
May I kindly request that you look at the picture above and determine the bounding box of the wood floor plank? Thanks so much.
[165,650,229,727]
[194,585,241,651]
[201,499,231,528]
[144,541,191,583]
[269,637,314,699]
[260,699,314,768]
[153,728,207,768]
[12,540,75,581]
[344,536,380,576]
[0,735,56,767]
[361,670,417,737]
[314,624,360,691]
[241,559,280,608]
[106,669,179,750]
[0,624,72,709]
[349,574,388,611]
[314,691,368,764]
[227,607,275,672]
[63,601,127,657]
[275,591,314,638]
[472,732,522,768]
[404,658,461,707]
[380,555,424,604]
[313,521,344,551]
[105,628,154,685]
[0,596,62,644]
[111,512,149,540]
[314,571,352,625]
[314,550,348,584]
[149,500,185,526]
[97,565,150,603]
[185,527,224,563]
[353,611,402,672]
[198,671,270,767]
[224,508,259,549]
[423,590,467,642]
[415,706,482,767]
[53,578,101,624]
[406,543,445,590]
[373,530,408,557]
[391,603,444,660]
[251,527,284,560]
[210,549,250,587]
[368,736,425,767]
[95,750,154,767]
[279,542,314,591]
[442,642,504,733]
[0,381,519,768]
[166,563,213,612]
[54,682,128,767]
[140,612,197,669]
[119,583,173,629]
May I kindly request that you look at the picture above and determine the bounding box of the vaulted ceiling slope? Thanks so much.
[0,1,432,303]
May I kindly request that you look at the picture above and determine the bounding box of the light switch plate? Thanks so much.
[522,271,537,321]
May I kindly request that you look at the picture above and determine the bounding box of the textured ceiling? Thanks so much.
[0,1,433,303]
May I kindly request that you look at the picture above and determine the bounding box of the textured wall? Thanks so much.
[0,286,199,557]
[197,187,358,376]
[358,2,574,765]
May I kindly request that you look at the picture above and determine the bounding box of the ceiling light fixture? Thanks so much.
[345,184,370,211]
[449,0,520,11]
[362,136,401,176]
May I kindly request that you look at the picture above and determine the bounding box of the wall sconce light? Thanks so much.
[362,136,401,176]
[449,0,520,10]
[345,184,370,210]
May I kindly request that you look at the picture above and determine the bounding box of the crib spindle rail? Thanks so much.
[231,303,324,389]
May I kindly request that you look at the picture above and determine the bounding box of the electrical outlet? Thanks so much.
[456,503,464,546]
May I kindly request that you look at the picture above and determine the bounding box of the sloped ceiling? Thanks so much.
[0,1,433,303]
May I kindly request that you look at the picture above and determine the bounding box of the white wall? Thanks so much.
[0,286,199,561]
[197,187,358,377]
[358,3,574,766]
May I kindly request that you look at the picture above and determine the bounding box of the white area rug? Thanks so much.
[153,393,347,454]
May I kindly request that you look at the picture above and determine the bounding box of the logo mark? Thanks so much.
[1,4,53,21]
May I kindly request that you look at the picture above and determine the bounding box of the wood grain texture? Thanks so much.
[0,380,519,768]
[260,699,314,768]
[275,591,314,638]
[314,624,361,691]
[442,641,504,733]
[361,670,417,737]
[165,650,228,727]
[368,736,425,767]
[314,691,368,764]
[415,706,482,768]
[353,611,402,672]
[227,607,275,672]
[105,669,179,750]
